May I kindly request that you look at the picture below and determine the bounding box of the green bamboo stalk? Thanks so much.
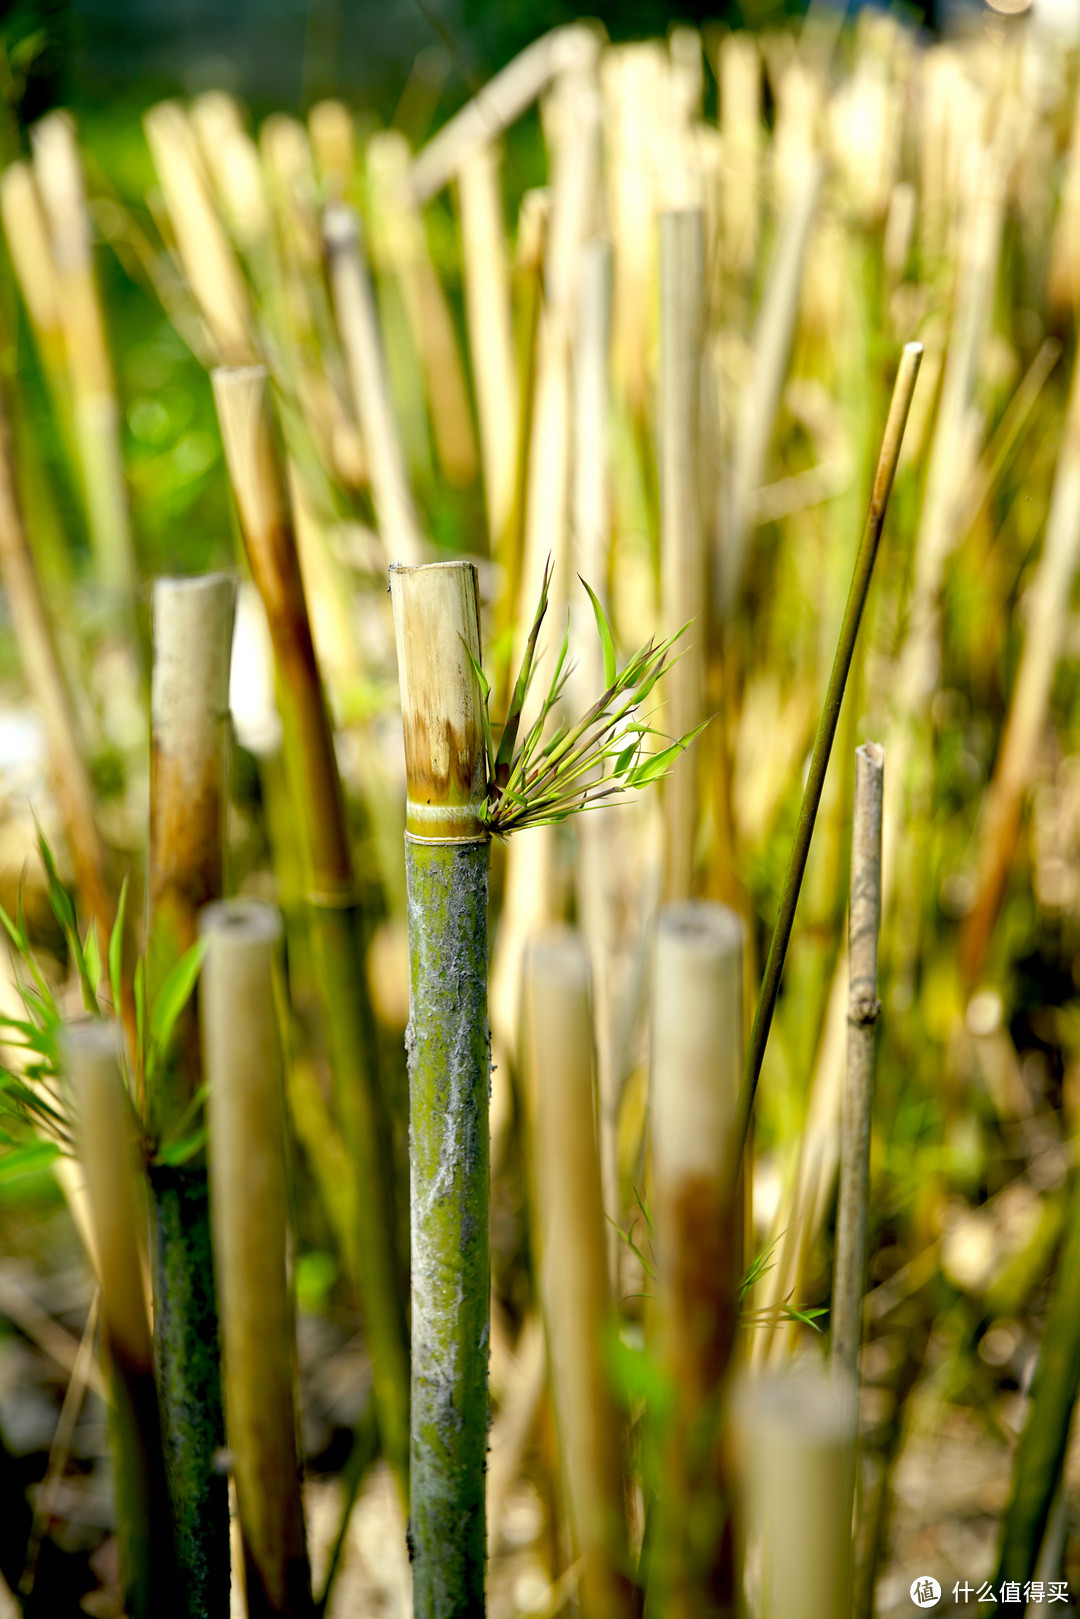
[831,742,885,1383]
[992,1172,1080,1614]
[733,341,923,1163]
[389,560,490,1619]
[64,1020,179,1619]
[200,900,312,1619]
[211,365,410,1496]
[148,574,235,1619]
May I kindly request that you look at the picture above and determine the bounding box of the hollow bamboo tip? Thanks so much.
[856,739,885,775]
[200,897,283,953]
[151,573,237,741]
[733,1368,858,1619]
[652,902,744,1186]
[63,1020,152,1370]
[323,201,361,255]
[389,561,487,838]
[211,365,284,546]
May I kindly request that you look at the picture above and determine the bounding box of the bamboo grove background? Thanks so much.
[0,4,1079,1616]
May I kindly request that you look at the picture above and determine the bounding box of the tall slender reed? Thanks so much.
[148,574,235,1618]
[659,207,706,902]
[733,1369,858,1619]
[200,901,311,1618]
[832,742,884,1381]
[64,1021,178,1619]
[389,560,490,1619]
[211,366,410,1493]
[651,902,744,1616]
[522,931,633,1619]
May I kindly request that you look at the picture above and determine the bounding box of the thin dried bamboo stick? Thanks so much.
[523,931,633,1619]
[324,205,425,564]
[200,901,311,1618]
[832,743,885,1382]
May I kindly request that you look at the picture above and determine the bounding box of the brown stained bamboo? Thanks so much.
[651,902,744,1616]
[31,112,137,602]
[408,24,601,205]
[0,386,114,948]
[832,743,885,1383]
[720,156,824,616]
[456,140,519,544]
[148,574,235,1617]
[367,131,478,489]
[522,931,634,1619]
[200,901,312,1618]
[733,1369,858,1619]
[659,208,706,903]
[959,342,1080,981]
[324,204,425,565]
[64,1022,178,1619]
[143,101,257,366]
[211,365,410,1493]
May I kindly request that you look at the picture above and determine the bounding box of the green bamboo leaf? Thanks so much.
[627,721,710,787]
[0,900,23,953]
[461,642,495,784]
[148,938,210,1075]
[155,1126,207,1169]
[494,556,552,786]
[0,1140,61,1181]
[579,576,617,688]
[109,875,128,1018]
[36,828,76,936]
[134,955,146,1073]
[84,923,101,1001]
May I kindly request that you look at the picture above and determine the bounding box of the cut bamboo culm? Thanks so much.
[64,1021,178,1619]
[211,366,410,1495]
[522,931,633,1619]
[148,573,235,1619]
[324,205,425,565]
[733,1368,858,1619]
[200,901,311,1618]
[832,742,884,1382]
[659,208,706,902]
[651,902,744,1616]
[389,560,490,1619]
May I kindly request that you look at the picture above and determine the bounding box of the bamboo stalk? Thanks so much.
[0,161,70,427]
[0,383,114,947]
[148,573,235,1619]
[212,366,410,1495]
[309,101,355,203]
[733,1369,858,1619]
[522,930,633,1619]
[651,901,744,1616]
[64,1021,178,1619]
[200,901,311,1618]
[959,337,1080,982]
[831,742,885,1383]
[659,208,706,902]
[734,342,922,1162]
[389,560,490,1619]
[31,111,137,604]
[717,31,762,277]
[456,140,519,544]
[324,205,425,565]
[408,24,601,205]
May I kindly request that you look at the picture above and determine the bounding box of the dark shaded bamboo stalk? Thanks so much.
[148,574,235,1618]
[832,742,885,1382]
[734,341,922,1163]
[211,366,410,1495]
[200,901,312,1619]
[64,1021,179,1619]
[523,930,634,1619]
[389,560,490,1619]
[651,902,744,1617]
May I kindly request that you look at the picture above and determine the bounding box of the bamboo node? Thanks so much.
[848,991,882,1027]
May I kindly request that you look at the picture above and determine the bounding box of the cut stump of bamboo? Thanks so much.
[523,930,634,1619]
[65,1021,178,1619]
[389,560,490,1619]
[200,901,312,1619]
[148,573,235,1619]
[651,901,744,1615]
[832,742,884,1383]
[732,1368,858,1619]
